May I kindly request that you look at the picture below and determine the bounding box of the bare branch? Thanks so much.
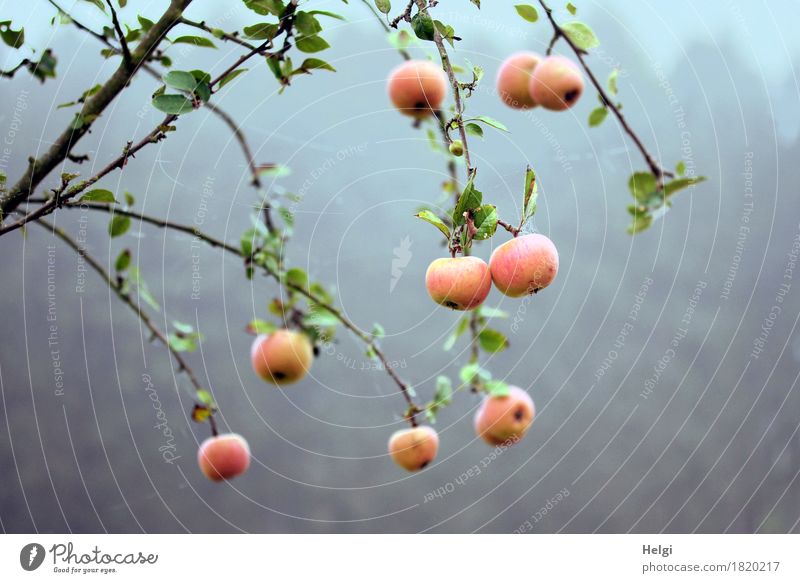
[538,0,672,180]
[414,0,473,174]
[0,0,194,219]
[33,218,211,416]
[33,201,422,426]
[105,0,133,69]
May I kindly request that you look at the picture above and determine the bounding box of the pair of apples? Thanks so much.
[387,53,584,118]
[197,385,536,479]
[389,386,535,472]
[427,233,559,310]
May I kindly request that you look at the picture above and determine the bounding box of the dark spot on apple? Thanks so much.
[564,89,579,103]
[514,407,524,421]
[415,101,426,110]
[273,371,287,381]
[444,300,460,309]
[419,460,429,469]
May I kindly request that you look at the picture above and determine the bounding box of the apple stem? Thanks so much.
[497,219,521,238]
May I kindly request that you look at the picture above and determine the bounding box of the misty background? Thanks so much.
[0,0,798,533]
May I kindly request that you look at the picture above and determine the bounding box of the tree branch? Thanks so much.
[105,0,132,69]
[32,218,211,420]
[538,0,672,180]
[414,0,473,174]
[0,0,193,220]
[31,201,422,426]
[179,17,258,51]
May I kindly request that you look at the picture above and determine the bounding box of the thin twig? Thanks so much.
[389,0,416,28]
[497,218,520,237]
[538,0,672,180]
[105,0,132,69]
[359,0,412,60]
[33,218,210,414]
[0,0,193,218]
[0,59,32,78]
[179,17,258,51]
[414,0,473,173]
[34,201,422,425]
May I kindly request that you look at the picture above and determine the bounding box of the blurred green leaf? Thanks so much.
[514,4,539,22]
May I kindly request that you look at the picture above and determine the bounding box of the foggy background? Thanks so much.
[0,0,798,533]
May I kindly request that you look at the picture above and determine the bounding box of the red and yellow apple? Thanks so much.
[528,55,584,111]
[425,256,492,310]
[474,386,535,446]
[496,51,541,109]
[197,433,251,481]
[387,60,448,119]
[250,329,313,385]
[489,234,558,297]
[388,426,439,471]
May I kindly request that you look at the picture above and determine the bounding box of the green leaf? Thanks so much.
[108,215,131,237]
[82,0,106,12]
[477,306,508,319]
[163,70,198,92]
[479,329,509,353]
[663,176,706,197]
[115,249,131,272]
[285,267,309,288]
[218,68,248,89]
[375,0,391,14]
[152,94,194,114]
[294,58,336,73]
[486,380,510,397]
[168,333,198,352]
[465,123,484,138]
[567,2,577,15]
[372,322,385,339]
[246,319,277,335]
[607,68,618,95]
[79,189,116,203]
[514,4,539,22]
[443,316,470,351]
[433,376,453,406]
[304,307,340,328]
[171,35,216,48]
[452,170,483,226]
[31,50,57,82]
[675,161,686,176]
[472,205,498,240]
[307,10,345,20]
[411,12,434,41]
[459,362,491,385]
[172,321,195,335]
[434,20,456,47]
[627,212,653,235]
[0,23,24,49]
[137,15,154,31]
[561,21,599,50]
[628,172,658,203]
[588,106,608,127]
[523,166,538,221]
[295,12,322,36]
[243,0,285,16]
[124,191,135,207]
[472,115,508,132]
[415,210,451,241]
[196,390,215,408]
[243,22,279,40]
[295,35,330,53]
